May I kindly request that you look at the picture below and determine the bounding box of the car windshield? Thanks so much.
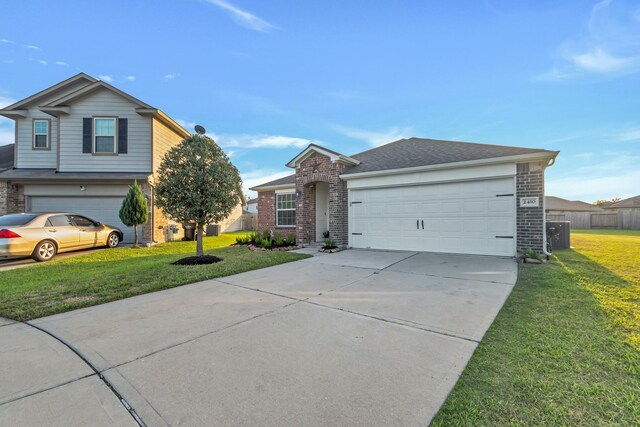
[0,214,39,226]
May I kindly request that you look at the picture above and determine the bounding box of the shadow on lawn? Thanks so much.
[553,248,639,351]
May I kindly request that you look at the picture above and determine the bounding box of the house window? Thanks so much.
[94,118,117,153]
[276,193,296,226]
[33,120,49,149]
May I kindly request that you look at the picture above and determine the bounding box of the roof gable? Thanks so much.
[1,73,97,111]
[286,144,360,168]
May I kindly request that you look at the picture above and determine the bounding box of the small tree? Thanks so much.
[119,180,149,247]
[155,134,243,257]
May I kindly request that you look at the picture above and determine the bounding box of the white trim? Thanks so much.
[250,183,295,192]
[340,152,558,180]
[286,144,360,168]
[93,117,117,154]
[275,192,296,227]
[275,188,295,194]
[33,119,50,149]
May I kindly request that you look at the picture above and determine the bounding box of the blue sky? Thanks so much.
[1,0,639,200]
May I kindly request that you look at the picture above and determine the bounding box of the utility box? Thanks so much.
[206,224,221,236]
[546,221,570,250]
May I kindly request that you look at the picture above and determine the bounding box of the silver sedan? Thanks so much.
[0,213,123,262]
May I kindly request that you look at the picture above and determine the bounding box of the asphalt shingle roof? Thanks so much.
[253,174,296,188]
[545,196,604,212]
[342,137,556,175]
[608,195,640,208]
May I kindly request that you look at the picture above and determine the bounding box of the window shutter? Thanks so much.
[82,118,92,153]
[118,118,128,154]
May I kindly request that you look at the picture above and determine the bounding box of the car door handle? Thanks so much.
[416,220,419,229]
[422,220,424,229]
[47,229,57,233]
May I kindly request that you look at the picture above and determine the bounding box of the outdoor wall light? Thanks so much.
[79,185,86,191]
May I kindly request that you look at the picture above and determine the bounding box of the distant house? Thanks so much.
[245,197,258,214]
[605,196,640,230]
[0,73,244,243]
[545,196,607,229]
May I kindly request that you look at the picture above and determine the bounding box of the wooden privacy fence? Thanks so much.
[547,210,640,230]
[241,213,257,230]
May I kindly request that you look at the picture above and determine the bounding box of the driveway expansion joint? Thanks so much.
[23,321,147,427]
[304,300,481,344]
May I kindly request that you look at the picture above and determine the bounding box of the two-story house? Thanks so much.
[0,73,243,243]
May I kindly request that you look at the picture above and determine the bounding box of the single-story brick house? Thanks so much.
[250,138,559,257]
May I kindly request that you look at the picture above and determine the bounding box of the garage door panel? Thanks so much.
[350,178,515,256]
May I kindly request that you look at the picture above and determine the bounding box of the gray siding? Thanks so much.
[59,89,151,172]
[15,113,58,169]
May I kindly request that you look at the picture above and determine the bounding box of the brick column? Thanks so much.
[0,181,8,215]
[516,162,545,253]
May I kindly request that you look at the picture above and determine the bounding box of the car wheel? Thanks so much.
[32,240,57,262]
[107,232,120,248]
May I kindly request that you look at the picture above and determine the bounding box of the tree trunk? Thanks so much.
[133,224,139,248]
[196,225,204,256]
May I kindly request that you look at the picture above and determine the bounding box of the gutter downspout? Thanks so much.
[542,157,556,259]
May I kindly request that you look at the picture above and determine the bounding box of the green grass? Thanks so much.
[0,231,309,321]
[432,231,640,426]
[573,228,640,236]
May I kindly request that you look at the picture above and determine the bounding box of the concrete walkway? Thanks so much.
[0,249,517,426]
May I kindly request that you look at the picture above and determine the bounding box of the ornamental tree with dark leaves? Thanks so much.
[155,134,243,256]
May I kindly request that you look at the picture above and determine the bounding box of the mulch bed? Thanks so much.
[172,255,223,265]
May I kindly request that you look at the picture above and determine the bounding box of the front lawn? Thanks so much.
[0,231,309,321]
[432,229,640,425]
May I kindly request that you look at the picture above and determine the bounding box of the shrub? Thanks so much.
[250,231,261,244]
[522,248,540,259]
[274,233,284,247]
[262,229,271,241]
[260,238,272,249]
[323,239,336,248]
[235,236,245,244]
[285,234,296,246]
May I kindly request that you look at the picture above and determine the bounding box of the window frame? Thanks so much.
[93,117,118,155]
[275,192,296,227]
[32,119,51,150]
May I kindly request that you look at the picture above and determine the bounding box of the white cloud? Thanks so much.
[37,60,47,65]
[0,39,14,44]
[241,169,292,196]
[55,61,68,66]
[616,128,640,142]
[176,119,197,132]
[125,75,135,81]
[206,0,278,32]
[98,75,113,82]
[0,96,16,146]
[164,73,175,81]
[571,48,640,73]
[333,125,412,147]
[539,0,640,79]
[573,152,594,160]
[24,45,40,50]
[218,134,315,149]
[547,169,640,201]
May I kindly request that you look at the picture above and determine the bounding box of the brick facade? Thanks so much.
[0,181,24,215]
[257,190,296,237]
[516,161,545,253]
[295,152,348,247]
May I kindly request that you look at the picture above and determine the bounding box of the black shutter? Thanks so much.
[118,118,128,154]
[82,118,92,153]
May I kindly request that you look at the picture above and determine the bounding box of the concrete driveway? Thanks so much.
[0,249,517,426]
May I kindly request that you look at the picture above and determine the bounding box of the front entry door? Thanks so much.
[315,183,329,241]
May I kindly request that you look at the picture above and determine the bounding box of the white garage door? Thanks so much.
[30,196,134,243]
[349,177,515,256]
